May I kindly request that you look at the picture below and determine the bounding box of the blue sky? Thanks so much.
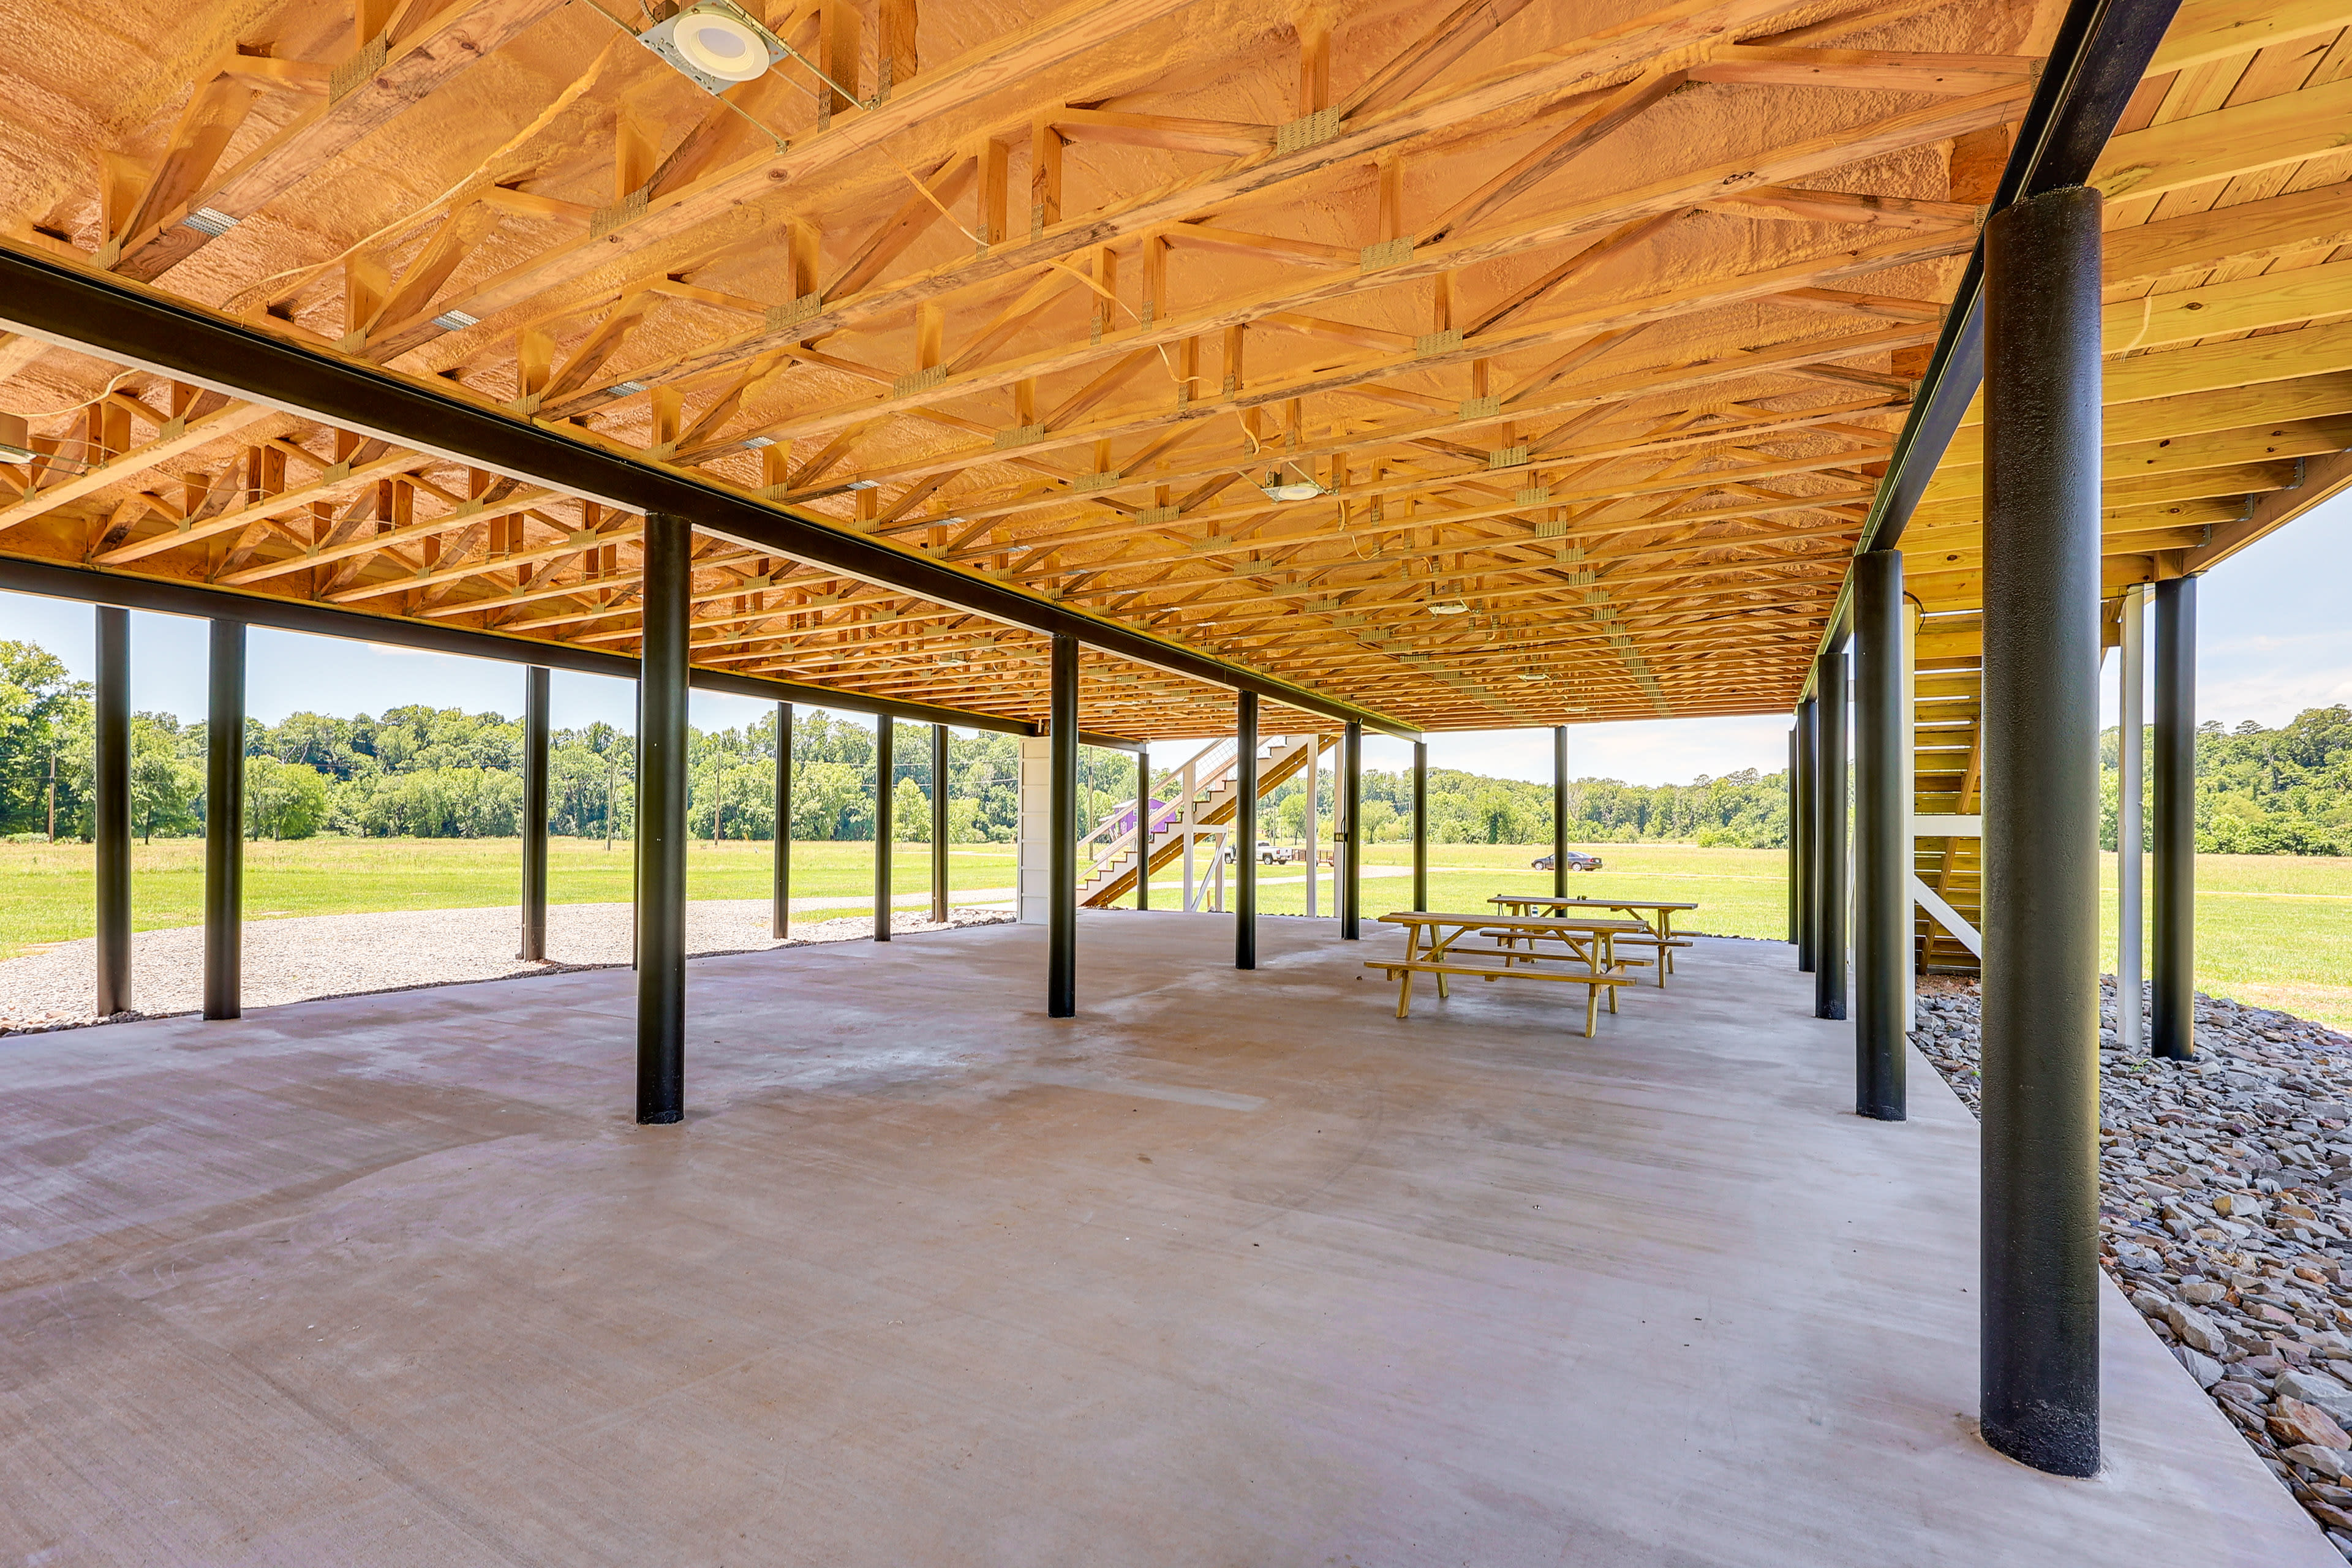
[4,489,2346,786]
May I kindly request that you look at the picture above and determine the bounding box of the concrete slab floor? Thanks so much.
[0,912,2333,1567]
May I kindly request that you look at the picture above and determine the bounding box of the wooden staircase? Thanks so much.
[1078,733,1325,908]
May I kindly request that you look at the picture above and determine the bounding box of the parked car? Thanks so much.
[1221,841,1295,865]
[1531,850,1604,872]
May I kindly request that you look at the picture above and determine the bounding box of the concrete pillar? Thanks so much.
[94,605,130,1016]
[1016,735,1054,925]
[1980,183,2105,1478]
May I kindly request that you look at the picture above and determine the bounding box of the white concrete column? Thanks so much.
[1017,734,1054,925]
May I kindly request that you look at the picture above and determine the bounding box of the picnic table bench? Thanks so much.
[1487,895,1699,987]
[1368,911,1649,1036]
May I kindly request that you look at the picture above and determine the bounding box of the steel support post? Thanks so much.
[635,511,689,1126]
[1134,747,1150,911]
[1340,720,1362,939]
[1553,726,1569,899]
[2152,574,2197,1061]
[1796,699,1817,972]
[1787,726,1801,947]
[1411,740,1428,912]
[1854,551,1908,1120]
[932,724,950,924]
[203,619,244,1020]
[519,665,549,962]
[772,701,791,939]
[1235,690,1259,970]
[1813,651,1848,1020]
[1048,634,1078,1016]
[874,716,894,942]
[1980,184,2105,1478]
[2118,587,2145,1054]
[94,606,132,1016]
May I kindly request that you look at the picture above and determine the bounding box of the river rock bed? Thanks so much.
[1915,979,2352,1556]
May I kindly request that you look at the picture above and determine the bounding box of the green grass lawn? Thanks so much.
[0,837,1019,960]
[5,836,2346,1031]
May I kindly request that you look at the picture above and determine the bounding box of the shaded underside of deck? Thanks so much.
[0,914,2331,1566]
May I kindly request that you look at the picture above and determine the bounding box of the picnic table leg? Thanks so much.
[1395,967,1413,1019]
[1584,982,1599,1038]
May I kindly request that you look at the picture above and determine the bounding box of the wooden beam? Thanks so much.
[2147,0,2352,75]
[2091,76,2352,203]
[114,0,570,281]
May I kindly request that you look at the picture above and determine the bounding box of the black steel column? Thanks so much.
[635,511,689,1125]
[1048,634,1078,1016]
[772,701,791,939]
[1795,698,1817,972]
[203,619,244,1021]
[2152,575,2197,1061]
[1552,725,1570,898]
[932,723,951,924]
[1980,184,2104,1479]
[1814,649,1848,1020]
[1854,550,1907,1120]
[519,665,549,961]
[873,717,894,941]
[1134,746,1150,911]
[94,605,131,1016]
[1235,690,1258,970]
[1411,739,1428,911]
[1786,725,1801,947]
[1340,720,1362,939]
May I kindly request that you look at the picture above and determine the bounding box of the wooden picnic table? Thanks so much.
[1487,895,1700,987]
[1368,910,1649,1036]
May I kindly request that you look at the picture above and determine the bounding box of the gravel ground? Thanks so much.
[0,901,1014,1035]
[1916,979,2352,1555]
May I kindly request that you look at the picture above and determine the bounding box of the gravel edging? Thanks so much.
[0,903,1014,1037]
[1916,979,2352,1556]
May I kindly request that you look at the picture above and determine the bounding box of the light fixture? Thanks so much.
[1257,468,1326,503]
[1426,601,1469,616]
[641,1,785,94]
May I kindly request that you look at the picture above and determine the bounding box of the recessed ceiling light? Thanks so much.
[1258,469,1325,503]
[641,1,785,94]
